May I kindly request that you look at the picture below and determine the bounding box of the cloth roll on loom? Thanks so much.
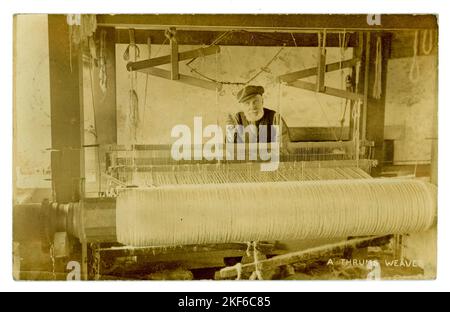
[116,179,436,247]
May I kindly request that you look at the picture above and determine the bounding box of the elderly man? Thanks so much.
[226,85,290,149]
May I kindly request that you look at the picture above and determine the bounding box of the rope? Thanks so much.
[87,48,102,195]
[215,47,222,164]
[339,31,346,93]
[313,30,340,141]
[291,33,298,47]
[250,241,264,280]
[353,99,362,166]
[422,30,434,55]
[185,30,286,86]
[125,29,141,143]
[409,31,420,83]
[246,241,252,257]
[338,31,349,140]
[234,262,242,280]
[98,30,107,94]
[142,37,152,142]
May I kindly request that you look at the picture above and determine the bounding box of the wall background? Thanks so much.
[14,15,51,192]
[114,44,353,145]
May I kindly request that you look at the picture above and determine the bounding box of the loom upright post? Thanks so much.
[48,15,85,203]
[355,32,391,177]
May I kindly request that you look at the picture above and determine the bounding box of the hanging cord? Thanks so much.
[186,31,285,86]
[422,29,434,55]
[142,37,152,142]
[277,82,283,151]
[142,37,169,140]
[123,29,140,62]
[87,38,102,195]
[136,35,170,147]
[187,46,285,86]
[185,31,232,71]
[338,31,350,140]
[234,262,243,280]
[244,46,285,86]
[339,76,352,141]
[98,30,107,94]
[215,47,222,164]
[409,30,420,83]
[315,30,339,142]
[246,241,252,257]
[352,99,362,167]
[349,47,363,155]
[290,32,298,47]
[339,31,346,93]
[126,29,140,143]
[373,36,383,99]
[249,242,264,280]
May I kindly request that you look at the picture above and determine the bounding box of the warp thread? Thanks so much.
[234,263,242,280]
[116,179,436,247]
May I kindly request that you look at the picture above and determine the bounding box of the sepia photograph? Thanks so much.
[12,13,438,282]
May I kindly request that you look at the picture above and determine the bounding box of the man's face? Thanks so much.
[241,94,264,122]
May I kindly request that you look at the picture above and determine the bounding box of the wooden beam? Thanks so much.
[316,49,326,92]
[143,67,221,91]
[98,242,276,258]
[97,14,437,31]
[126,45,220,71]
[114,28,359,47]
[365,33,392,177]
[288,80,363,101]
[48,15,84,203]
[278,58,358,83]
[169,31,179,80]
[170,47,179,80]
[218,235,392,279]
[289,127,351,141]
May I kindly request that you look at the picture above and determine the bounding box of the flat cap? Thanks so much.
[237,85,265,103]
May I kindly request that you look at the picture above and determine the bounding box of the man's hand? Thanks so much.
[226,113,238,126]
[225,113,238,144]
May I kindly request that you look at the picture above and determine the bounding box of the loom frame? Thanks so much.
[41,14,437,280]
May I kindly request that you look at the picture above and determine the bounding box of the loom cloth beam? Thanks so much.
[116,179,436,247]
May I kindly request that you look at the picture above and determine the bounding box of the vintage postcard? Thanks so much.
[13,14,438,281]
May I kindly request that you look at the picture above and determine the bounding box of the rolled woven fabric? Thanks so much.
[116,179,436,247]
